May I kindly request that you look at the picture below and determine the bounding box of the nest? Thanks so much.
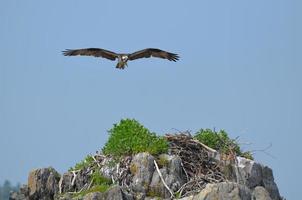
[67,133,227,198]
[166,132,226,197]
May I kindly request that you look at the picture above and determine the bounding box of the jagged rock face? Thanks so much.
[59,172,74,194]
[82,192,103,200]
[252,186,272,200]
[193,182,251,200]
[180,182,273,200]
[82,186,125,200]
[27,167,60,200]
[130,153,155,195]
[10,153,283,200]
[149,154,186,198]
[233,157,281,200]
[59,170,89,194]
[262,166,280,200]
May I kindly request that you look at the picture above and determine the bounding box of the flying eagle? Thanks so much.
[62,48,179,69]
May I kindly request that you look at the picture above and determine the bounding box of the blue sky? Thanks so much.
[0,0,301,199]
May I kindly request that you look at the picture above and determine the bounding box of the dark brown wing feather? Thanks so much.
[62,48,118,61]
[128,48,179,62]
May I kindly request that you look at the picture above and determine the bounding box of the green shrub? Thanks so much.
[102,119,168,157]
[194,129,253,160]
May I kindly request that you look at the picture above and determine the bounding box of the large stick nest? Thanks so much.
[165,132,226,197]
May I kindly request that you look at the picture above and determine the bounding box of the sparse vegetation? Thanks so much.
[194,129,253,160]
[69,155,94,171]
[102,119,168,157]
[90,171,112,186]
[72,185,110,198]
[156,155,169,168]
[71,170,113,198]
[147,190,162,199]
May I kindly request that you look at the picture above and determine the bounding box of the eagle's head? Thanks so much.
[121,55,128,62]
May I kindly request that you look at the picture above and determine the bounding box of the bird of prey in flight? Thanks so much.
[62,48,179,69]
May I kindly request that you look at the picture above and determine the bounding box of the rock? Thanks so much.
[262,166,281,200]
[27,167,61,200]
[232,157,261,187]
[54,192,73,200]
[82,185,131,200]
[178,196,193,200]
[189,182,276,200]
[149,154,186,198]
[130,153,155,194]
[59,172,74,193]
[73,171,90,192]
[252,186,272,200]
[234,157,281,200]
[59,170,91,194]
[192,182,251,200]
[10,148,284,200]
[102,185,124,200]
[83,192,103,200]
[120,188,135,200]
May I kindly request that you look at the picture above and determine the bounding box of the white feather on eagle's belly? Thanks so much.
[62,48,179,70]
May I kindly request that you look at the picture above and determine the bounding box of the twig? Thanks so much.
[92,155,101,168]
[192,139,217,153]
[177,181,190,197]
[71,170,79,186]
[59,175,63,194]
[78,183,88,193]
[116,163,120,175]
[111,175,115,184]
[87,179,94,190]
[251,143,275,159]
[180,160,189,182]
[153,160,174,198]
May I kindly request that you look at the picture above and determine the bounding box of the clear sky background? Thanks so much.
[0,0,301,199]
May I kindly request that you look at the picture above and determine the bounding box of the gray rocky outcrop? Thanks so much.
[59,170,89,194]
[232,157,281,200]
[16,167,61,200]
[130,153,155,195]
[252,186,272,200]
[191,182,251,200]
[149,154,186,198]
[178,182,274,200]
[82,186,125,200]
[10,152,283,200]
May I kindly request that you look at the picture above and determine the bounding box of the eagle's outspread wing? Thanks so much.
[128,48,179,62]
[62,48,118,61]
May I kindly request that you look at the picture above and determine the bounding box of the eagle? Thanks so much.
[62,48,179,69]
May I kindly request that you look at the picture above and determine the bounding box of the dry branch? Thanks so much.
[154,160,174,199]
